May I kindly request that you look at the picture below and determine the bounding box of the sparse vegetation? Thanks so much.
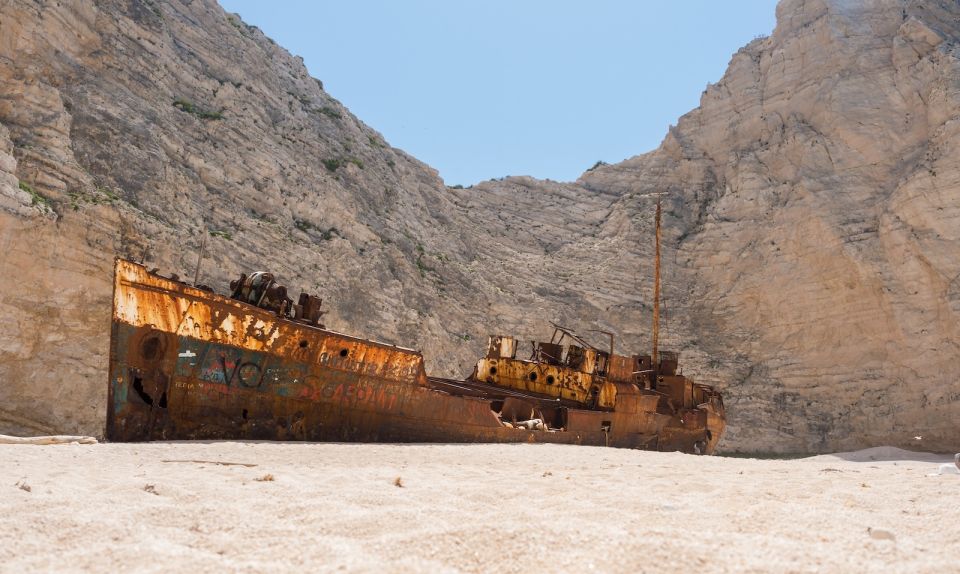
[322,157,363,172]
[227,14,256,35]
[587,160,608,172]
[416,256,431,277]
[321,227,338,241]
[146,0,161,17]
[294,218,315,232]
[173,98,224,120]
[346,157,364,170]
[67,187,119,210]
[250,209,272,222]
[294,219,338,241]
[448,184,464,190]
[414,245,436,278]
[209,229,233,241]
[318,106,341,120]
[287,91,312,107]
[19,181,50,210]
[101,187,120,202]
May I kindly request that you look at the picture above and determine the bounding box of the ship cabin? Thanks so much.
[471,326,721,417]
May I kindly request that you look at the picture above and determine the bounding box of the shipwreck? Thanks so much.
[106,199,726,453]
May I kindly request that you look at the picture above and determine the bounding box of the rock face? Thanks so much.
[1,0,958,452]
[579,0,960,452]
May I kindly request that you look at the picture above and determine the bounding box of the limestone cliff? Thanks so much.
[1,0,958,452]
[578,0,960,452]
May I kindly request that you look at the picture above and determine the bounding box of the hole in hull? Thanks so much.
[131,376,152,406]
[130,372,167,409]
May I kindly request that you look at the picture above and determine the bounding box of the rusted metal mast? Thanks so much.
[652,195,662,367]
[193,233,207,287]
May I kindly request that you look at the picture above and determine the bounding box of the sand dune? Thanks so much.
[1,442,956,572]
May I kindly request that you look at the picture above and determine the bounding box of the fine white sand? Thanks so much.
[1,442,957,573]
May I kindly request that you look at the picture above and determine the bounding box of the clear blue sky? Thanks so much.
[220,1,778,186]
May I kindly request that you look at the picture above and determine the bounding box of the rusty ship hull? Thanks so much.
[107,259,724,452]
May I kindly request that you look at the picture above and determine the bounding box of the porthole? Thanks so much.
[141,336,161,361]
[339,348,349,357]
[529,372,538,382]
[299,340,309,349]
[489,366,497,375]
[546,375,555,385]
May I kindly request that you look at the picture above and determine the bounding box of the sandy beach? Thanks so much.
[0,442,957,573]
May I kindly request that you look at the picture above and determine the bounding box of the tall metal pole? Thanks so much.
[652,196,662,367]
[193,232,207,287]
